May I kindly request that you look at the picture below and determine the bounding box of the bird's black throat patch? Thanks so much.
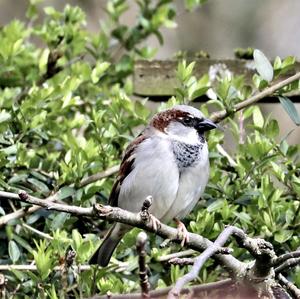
[171,139,204,171]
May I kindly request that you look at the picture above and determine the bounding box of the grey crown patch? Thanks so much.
[172,140,204,171]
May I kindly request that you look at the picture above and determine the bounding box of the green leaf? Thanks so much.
[27,178,50,193]
[8,240,21,262]
[252,106,264,128]
[57,186,75,200]
[278,96,300,125]
[274,230,293,243]
[265,119,279,138]
[51,212,70,230]
[0,111,11,123]
[253,49,273,82]
[207,199,224,212]
[91,62,110,84]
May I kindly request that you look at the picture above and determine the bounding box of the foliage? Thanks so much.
[0,1,299,298]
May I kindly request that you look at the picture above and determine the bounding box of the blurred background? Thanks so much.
[0,0,299,143]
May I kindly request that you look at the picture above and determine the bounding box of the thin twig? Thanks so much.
[136,232,150,299]
[22,223,53,240]
[210,71,300,123]
[273,251,300,267]
[79,165,119,188]
[239,110,245,144]
[0,192,59,228]
[157,249,196,262]
[216,144,238,167]
[0,165,118,228]
[275,257,300,274]
[278,273,300,298]
[168,257,195,266]
[167,226,245,299]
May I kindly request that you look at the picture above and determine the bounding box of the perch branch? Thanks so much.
[210,71,300,123]
[2,190,299,298]
[0,190,244,274]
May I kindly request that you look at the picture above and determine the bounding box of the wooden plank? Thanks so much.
[133,59,300,101]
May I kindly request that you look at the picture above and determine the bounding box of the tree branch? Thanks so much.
[89,279,233,299]
[273,250,300,267]
[0,190,244,275]
[2,190,299,298]
[278,274,300,298]
[167,226,246,299]
[0,192,59,228]
[275,257,300,274]
[157,249,196,262]
[0,165,118,228]
[136,232,150,298]
[78,165,119,188]
[210,71,300,123]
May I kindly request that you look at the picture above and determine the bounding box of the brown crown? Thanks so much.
[151,109,190,132]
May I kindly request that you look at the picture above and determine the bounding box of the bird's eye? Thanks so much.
[182,117,194,126]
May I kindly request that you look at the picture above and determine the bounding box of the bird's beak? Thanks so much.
[196,118,218,132]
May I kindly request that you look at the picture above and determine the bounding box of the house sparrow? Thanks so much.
[90,105,217,266]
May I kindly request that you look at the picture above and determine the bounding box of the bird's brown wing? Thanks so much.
[108,134,148,207]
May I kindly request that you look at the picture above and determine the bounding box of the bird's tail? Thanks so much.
[90,223,130,267]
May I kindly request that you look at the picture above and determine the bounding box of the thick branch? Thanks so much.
[210,71,300,123]
[90,279,233,299]
[3,190,299,299]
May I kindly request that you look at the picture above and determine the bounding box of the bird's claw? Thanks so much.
[174,218,189,247]
[149,214,160,232]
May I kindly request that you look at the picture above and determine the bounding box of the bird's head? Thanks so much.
[151,105,217,144]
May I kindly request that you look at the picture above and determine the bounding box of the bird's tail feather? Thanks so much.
[90,223,129,267]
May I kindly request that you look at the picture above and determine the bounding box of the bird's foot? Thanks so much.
[149,214,160,231]
[174,218,189,247]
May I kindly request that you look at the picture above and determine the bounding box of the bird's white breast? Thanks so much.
[160,142,209,222]
[118,136,179,219]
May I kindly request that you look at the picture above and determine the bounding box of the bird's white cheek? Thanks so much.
[165,124,200,145]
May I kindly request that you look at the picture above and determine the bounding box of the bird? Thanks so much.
[90,105,217,267]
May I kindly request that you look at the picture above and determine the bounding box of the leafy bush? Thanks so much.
[0,1,299,298]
